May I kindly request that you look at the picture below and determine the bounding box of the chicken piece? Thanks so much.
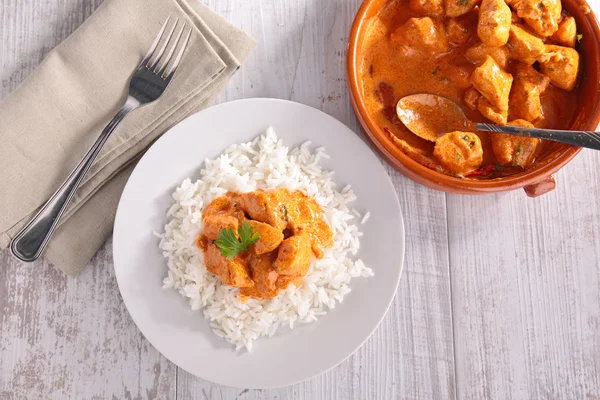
[446,0,480,17]
[288,191,334,250]
[447,18,473,44]
[239,253,279,299]
[517,63,551,92]
[508,24,546,65]
[551,16,577,47]
[238,190,287,230]
[391,17,449,54]
[478,97,508,124]
[465,42,510,68]
[203,214,239,241]
[512,0,561,37]
[490,119,539,167]
[433,131,483,176]
[310,218,334,259]
[470,56,513,112]
[202,196,232,217]
[464,87,481,110]
[409,0,444,17]
[204,243,254,288]
[539,44,580,91]
[247,220,284,255]
[509,64,550,121]
[478,0,511,47]
[274,234,313,277]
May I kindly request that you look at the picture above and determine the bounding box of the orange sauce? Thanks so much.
[359,0,581,178]
[197,189,333,300]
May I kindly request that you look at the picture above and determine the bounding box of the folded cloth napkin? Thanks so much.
[0,0,256,276]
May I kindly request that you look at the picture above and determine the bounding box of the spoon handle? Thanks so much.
[475,123,600,151]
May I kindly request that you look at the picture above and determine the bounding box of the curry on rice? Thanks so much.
[196,189,334,300]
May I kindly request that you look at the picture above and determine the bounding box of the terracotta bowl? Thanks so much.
[347,0,600,196]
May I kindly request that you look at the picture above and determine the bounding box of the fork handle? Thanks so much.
[10,96,140,262]
[476,123,600,150]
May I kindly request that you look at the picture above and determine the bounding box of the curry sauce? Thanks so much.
[359,0,582,178]
[197,189,333,300]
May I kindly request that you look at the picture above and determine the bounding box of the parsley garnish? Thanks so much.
[577,33,583,43]
[516,143,524,155]
[214,221,260,260]
[461,135,475,148]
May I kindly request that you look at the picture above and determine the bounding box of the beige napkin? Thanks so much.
[0,0,256,276]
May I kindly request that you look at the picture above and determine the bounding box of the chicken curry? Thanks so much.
[360,0,582,178]
[196,189,333,300]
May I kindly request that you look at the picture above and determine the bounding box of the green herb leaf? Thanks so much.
[214,228,242,260]
[577,33,583,43]
[214,221,260,260]
[458,0,470,6]
[515,143,524,155]
[238,221,260,248]
[461,135,476,148]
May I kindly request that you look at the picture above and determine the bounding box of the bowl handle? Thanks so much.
[524,175,556,197]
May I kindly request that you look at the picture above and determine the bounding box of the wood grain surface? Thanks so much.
[1,0,599,398]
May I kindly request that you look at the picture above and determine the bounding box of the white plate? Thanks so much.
[113,98,404,389]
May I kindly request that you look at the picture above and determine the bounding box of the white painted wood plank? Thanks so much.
[176,1,456,398]
[0,0,176,398]
[448,148,600,400]
[0,242,177,399]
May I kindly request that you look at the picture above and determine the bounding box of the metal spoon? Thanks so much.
[396,94,600,150]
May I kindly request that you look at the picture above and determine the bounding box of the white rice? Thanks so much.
[158,127,373,351]
[361,212,371,225]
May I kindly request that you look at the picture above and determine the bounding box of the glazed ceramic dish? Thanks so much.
[347,0,600,196]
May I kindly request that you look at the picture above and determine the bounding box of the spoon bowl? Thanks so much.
[396,94,473,142]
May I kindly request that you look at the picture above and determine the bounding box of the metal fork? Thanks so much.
[11,17,192,262]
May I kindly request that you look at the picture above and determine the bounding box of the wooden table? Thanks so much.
[2,0,599,398]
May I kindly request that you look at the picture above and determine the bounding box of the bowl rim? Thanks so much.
[347,0,600,193]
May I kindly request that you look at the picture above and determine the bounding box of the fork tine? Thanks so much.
[157,24,186,77]
[150,18,179,70]
[164,28,192,80]
[140,16,170,68]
